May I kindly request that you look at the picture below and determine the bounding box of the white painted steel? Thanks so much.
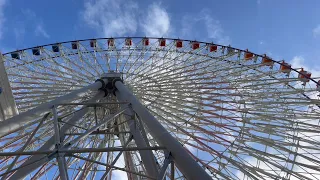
[115,81,212,180]
[1,37,320,179]
[0,80,106,137]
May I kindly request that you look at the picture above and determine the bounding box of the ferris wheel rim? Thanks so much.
[1,36,320,179]
[1,36,319,86]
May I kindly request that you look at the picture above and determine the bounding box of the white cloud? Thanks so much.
[233,56,320,179]
[13,9,50,40]
[140,3,170,37]
[35,24,50,38]
[112,153,128,180]
[313,25,320,37]
[204,15,231,45]
[21,8,36,20]
[290,56,320,80]
[82,0,138,37]
[290,56,306,69]
[0,0,6,39]
[13,26,25,41]
[181,9,231,45]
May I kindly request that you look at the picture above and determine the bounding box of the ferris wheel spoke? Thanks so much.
[58,50,97,79]
[1,37,320,179]
[77,43,105,75]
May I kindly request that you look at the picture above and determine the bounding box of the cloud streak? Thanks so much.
[140,3,170,37]
[82,0,138,37]
[81,1,230,45]
[181,9,231,45]
[35,24,50,38]
[0,0,6,39]
[82,1,171,38]
[313,25,320,37]
[290,56,320,80]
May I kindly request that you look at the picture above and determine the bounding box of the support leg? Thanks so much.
[8,92,105,180]
[171,161,174,180]
[116,95,159,178]
[115,81,211,180]
[53,106,69,180]
[57,154,69,180]
[157,153,171,180]
[0,79,107,137]
[100,136,133,180]
[2,113,50,179]
[118,129,138,180]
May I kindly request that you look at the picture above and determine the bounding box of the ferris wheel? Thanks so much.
[0,37,320,180]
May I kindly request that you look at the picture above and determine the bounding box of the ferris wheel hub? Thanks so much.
[99,72,123,94]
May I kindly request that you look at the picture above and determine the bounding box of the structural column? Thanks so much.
[0,53,18,122]
[8,78,107,180]
[116,96,159,178]
[115,81,212,180]
[0,77,108,137]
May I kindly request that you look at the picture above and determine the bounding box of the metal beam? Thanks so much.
[57,154,69,180]
[1,113,50,179]
[70,154,155,180]
[0,146,165,156]
[64,131,131,136]
[118,122,139,180]
[136,116,150,147]
[53,106,60,145]
[0,155,50,178]
[114,81,212,180]
[0,53,18,121]
[171,161,174,180]
[8,92,106,180]
[62,107,127,148]
[100,136,133,179]
[0,79,108,137]
[116,100,159,178]
[58,102,129,106]
[157,154,171,180]
[53,105,69,180]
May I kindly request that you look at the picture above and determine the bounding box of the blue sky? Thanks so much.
[1,1,320,179]
[1,0,320,70]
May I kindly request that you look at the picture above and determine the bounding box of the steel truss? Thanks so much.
[0,73,211,180]
[0,37,320,179]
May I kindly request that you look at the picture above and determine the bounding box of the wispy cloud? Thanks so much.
[82,1,229,43]
[0,0,6,39]
[21,9,36,20]
[82,0,138,37]
[14,9,51,40]
[290,56,320,79]
[181,9,231,45]
[313,25,320,37]
[35,23,50,38]
[204,15,231,45]
[111,140,129,179]
[13,26,25,42]
[140,3,170,37]
[22,9,50,39]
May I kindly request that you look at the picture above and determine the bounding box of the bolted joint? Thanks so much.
[99,72,123,95]
[110,78,123,96]
[95,78,106,90]
[102,89,108,97]
[48,152,58,159]
[104,77,123,90]
[112,77,123,88]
